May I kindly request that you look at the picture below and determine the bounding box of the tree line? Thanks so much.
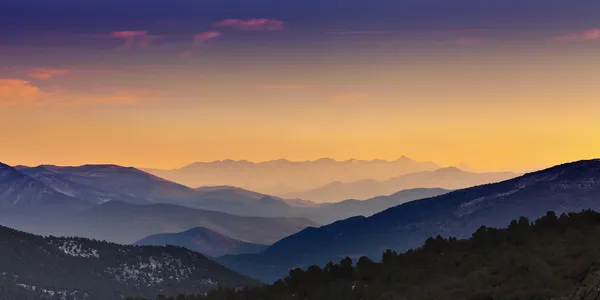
[129,210,600,300]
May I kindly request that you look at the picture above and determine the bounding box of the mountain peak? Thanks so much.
[393,156,416,163]
[435,166,465,173]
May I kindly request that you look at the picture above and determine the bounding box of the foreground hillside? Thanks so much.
[219,159,600,282]
[0,225,257,300]
[131,210,600,300]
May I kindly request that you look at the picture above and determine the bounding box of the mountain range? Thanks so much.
[14,164,314,218]
[217,159,600,283]
[143,157,441,195]
[0,224,256,299]
[293,188,450,224]
[135,227,268,257]
[2,200,317,246]
[283,167,519,202]
[0,163,89,215]
[0,163,318,251]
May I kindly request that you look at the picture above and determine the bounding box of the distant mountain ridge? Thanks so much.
[135,227,268,257]
[143,156,441,195]
[16,164,311,218]
[283,167,520,202]
[0,162,318,252]
[0,224,257,299]
[218,159,600,283]
[294,188,450,224]
[0,163,89,214]
[1,200,318,246]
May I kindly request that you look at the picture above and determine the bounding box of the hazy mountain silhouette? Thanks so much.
[19,164,196,205]
[144,157,440,196]
[298,188,450,224]
[1,200,317,246]
[218,159,600,283]
[284,167,520,202]
[0,224,257,299]
[135,226,268,257]
[17,164,309,218]
[0,163,90,214]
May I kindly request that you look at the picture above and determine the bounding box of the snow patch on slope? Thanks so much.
[51,240,99,258]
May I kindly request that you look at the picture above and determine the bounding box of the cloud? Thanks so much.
[193,31,222,45]
[553,29,600,42]
[179,31,222,58]
[256,84,307,91]
[330,92,370,104]
[109,31,161,49]
[216,19,284,31]
[0,79,43,108]
[28,68,71,80]
[0,78,142,109]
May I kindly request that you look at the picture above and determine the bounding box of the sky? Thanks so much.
[1,0,599,171]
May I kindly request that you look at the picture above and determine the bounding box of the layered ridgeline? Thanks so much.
[129,210,600,300]
[15,164,304,217]
[0,225,257,300]
[143,157,441,195]
[218,159,600,282]
[135,227,268,257]
[283,167,519,203]
[297,188,450,224]
[0,163,89,214]
[3,200,317,246]
[0,163,317,250]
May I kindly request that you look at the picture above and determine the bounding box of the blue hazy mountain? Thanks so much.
[135,226,268,257]
[218,159,600,283]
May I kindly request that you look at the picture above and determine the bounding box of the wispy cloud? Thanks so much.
[216,19,284,31]
[110,31,161,49]
[0,78,143,109]
[28,68,71,80]
[553,28,600,42]
[193,31,222,45]
[0,79,43,108]
[179,31,222,57]
[256,84,307,91]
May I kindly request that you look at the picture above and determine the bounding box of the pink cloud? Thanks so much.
[0,79,44,108]
[179,31,222,58]
[256,84,307,91]
[216,19,284,31]
[109,31,161,49]
[553,29,600,42]
[0,78,143,109]
[193,31,222,45]
[28,68,71,80]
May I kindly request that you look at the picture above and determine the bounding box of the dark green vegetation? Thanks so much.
[135,227,268,257]
[219,159,600,282]
[0,225,257,300]
[132,210,600,300]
